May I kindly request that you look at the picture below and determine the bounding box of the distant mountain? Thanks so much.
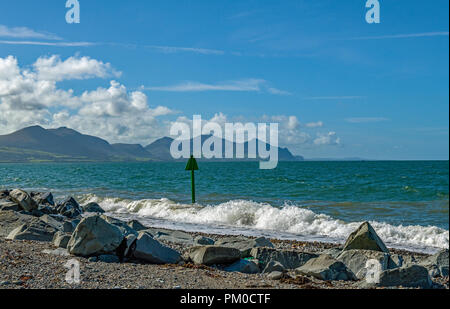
[0,126,303,163]
[111,143,153,159]
[144,137,174,161]
[145,135,303,162]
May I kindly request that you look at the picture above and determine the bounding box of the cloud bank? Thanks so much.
[0,55,339,149]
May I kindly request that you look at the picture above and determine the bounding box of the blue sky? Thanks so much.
[0,0,448,160]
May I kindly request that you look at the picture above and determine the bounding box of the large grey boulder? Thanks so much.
[188,246,241,265]
[295,254,356,281]
[132,232,181,264]
[194,235,215,246]
[0,190,9,199]
[39,214,73,233]
[9,189,38,212]
[421,249,449,278]
[262,260,286,274]
[31,192,54,206]
[0,210,35,238]
[101,215,138,236]
[7,220,59,242]
[216,236,274,258]
[224,259,260,274]
[56,197,82,218]
[337,249,393,280]
[145,228,194,245]
[67,215,124,257]
[375,265,432,288]
[320,247,343,259]
[82,202,105,214]
[342,222,389,253]
[123,234,138,257]
[250,247,317,270]
[52,231,71,248]
[0,201,20,212]
[127,220,147,231]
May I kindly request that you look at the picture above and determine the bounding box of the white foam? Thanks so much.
[79,194,449,252]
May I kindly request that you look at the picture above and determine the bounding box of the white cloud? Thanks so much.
[0,40,94,47]
[0,55,339,148]
[304,96,365,100]
[305,121,323,128]
[146,45,225,55]
[346,117,389,123]
[314,131,340,146]
[0,25,62,40]
[348,31,449,41]
[263,115,337,146]
[34,55,121,81]
[145,79,290,95]
[0,55,174,144]
[267,87,292,96]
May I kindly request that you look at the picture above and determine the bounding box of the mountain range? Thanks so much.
[0,126,303,163]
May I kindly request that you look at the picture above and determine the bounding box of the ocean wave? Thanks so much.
[79,194,449,251]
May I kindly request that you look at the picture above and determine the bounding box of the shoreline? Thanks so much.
[106,211,445,255]
[1,189,448,290]
[1,228,444,290]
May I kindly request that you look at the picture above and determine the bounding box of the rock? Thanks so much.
[98,254,120,263]
[215,236,274,258]
[0,190,9,199]
[133,232,182,264]
[88,256,98,262]
[7,220,59,242]
[194,235,215,246]
[70,218,81,229]
[31,192,54,206]
[250,247,317,270]
[0,201,20,212]
[67,215,124,257]
[337,249,392,280]
[101,215,138,236]
[295,254,356,281]
[321,247,343,259]
[42,248,70,256]
[342,222,389,253]
[421,249,449,278]
[37,205,56,215]
[0,210,35,238]
[267,271,284,280]
[188,246,241,265]
[375,265,432,288]
[145,228,194,245]
[9,189,38,212]
[123,234,137,257]
[56,197,82,218]
[82,202,105,213]
[224,259,260,274]
[262,260,286,274]
[127,220,147,231]
[39,214,71,232]
[53,231,71,248]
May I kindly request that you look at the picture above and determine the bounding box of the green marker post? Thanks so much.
[185,155,199,204]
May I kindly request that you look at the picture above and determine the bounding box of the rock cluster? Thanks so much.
[1,189,447,289]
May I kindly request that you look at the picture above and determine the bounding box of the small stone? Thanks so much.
[267,271,284,280]
[88,256,98,262]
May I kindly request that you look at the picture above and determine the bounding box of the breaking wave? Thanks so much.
[79,194,449,252]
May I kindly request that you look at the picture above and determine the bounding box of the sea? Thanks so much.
[0,160,448,254]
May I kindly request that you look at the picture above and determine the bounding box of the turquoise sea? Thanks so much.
[1,161,448,253]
